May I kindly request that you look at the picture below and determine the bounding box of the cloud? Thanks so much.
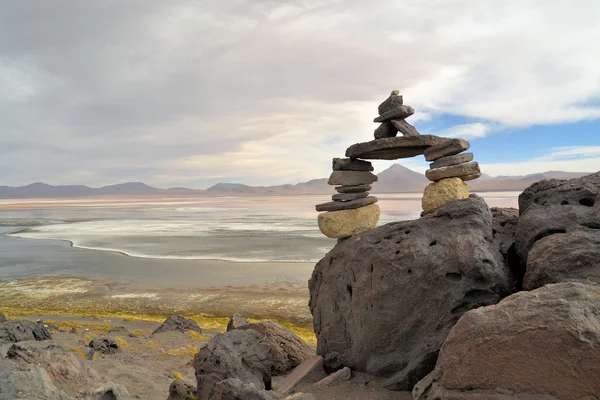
[0,0,599,187]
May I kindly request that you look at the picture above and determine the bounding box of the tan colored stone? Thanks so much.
[318,204,380,239]
[422,178,470,213]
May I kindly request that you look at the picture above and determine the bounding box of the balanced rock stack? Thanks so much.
[421,138,482,213]
[315,158,380,239]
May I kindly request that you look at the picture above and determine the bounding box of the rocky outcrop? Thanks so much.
[152,315,202,336]
[309,196,513,391]
[193,329,276,399]
[413,282,600,400]
[89,337,120,355]
[490,207,522,286]
[168,380,197,400]
[0,319,52,344]
[236,321,314,375]
[0,365,71,400]
[515,172,600,288]
[227,313,249,331]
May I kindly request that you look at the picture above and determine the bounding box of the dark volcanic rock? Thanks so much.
[0,365,70,400]
[346,135,446,160]
[414,282,600,400]
[315,196,378,212]
[373,106,414,122]
[490,207,522,287]
[332,158,373,172]
[331,192,369,202]
[309,196,513,391]
[328,171,378,186]
[374,121,397,139]
[226,313,249,332]
[377,90,403,115]
[334,185,371,193]
[523,230,600,290]
[152,315,202,336]
[0,320,52,344]
[518,171,600,215]
[237,321,314,374]
[390,119,421,137]
[430,153,474,169]
[193,329,276,399]
[425,162,480,182]
[168,380,197,400]
[89,337,120,355]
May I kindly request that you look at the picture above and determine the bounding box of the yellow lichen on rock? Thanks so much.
[318,203,380,239]
[422,177,470,213]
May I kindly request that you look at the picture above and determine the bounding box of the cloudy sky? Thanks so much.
[1,0,599,188]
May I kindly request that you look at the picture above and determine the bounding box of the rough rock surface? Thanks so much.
[460,172,482,181]
[377,90,403,115]
[328,171,378,186]
[490,207,522,286]
[425,162,480,182]
[524,230,600,290]
[374,121,398,139]
[423,138,470,162]
[390,119,420,137]
[314,367,351,387]
[332,158,373,172]
[89,337,120,354]
[414,282,600,400]
[87,383,134,400]
[422,178,470,213]
[315,196,377,212]
[275,356,327,394]
[168,380,197,400]
[430,153,474,169]
[0,320,52,344]
[346,135,446,160]
[317,203,380,239]
[236,321,314,374]
[152,315,202,336]
[309,196,513,390]
[334,184,371,193]
[0,365,70,400]
[373,106,414,122]
[331,192,369,202]
[193,329,276,398]
[226,313,249,332]
[0,313,6,323]
[212,378,282,400]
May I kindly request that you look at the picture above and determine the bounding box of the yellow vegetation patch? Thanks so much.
[173,371,184,381]
[69,346,87,360]
[115,337,129,349]
[187,330,211,341]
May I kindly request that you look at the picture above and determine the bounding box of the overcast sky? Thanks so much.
[1,0,599,188]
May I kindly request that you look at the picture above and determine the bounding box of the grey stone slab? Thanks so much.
[378,90,403,115]
[328,171,378,186]
[332,192,369,202]
[374,121,397,139]
[335,185,372,193]
[430,152,474,169]
[373,106,415,122]
[315,196,378,212]
[391,119,421,136]
[346,135,446,160]
[425,162,481,182]
[332,158,373,172]
[424,138,470,161]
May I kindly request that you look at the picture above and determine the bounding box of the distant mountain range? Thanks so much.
[0,166,592,199]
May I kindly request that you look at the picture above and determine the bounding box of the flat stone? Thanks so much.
[328,171,378,186]
[318,204,380,239]
[332,158,373,172]
[422,178,470,213]
[332,192,369,202]
[378,90,403,115]
[424,138,470,161]
[462,172,482,181]
[390,119,421,136]
[374,121,397,139]
[346,135,446,160]
[316,196,378,212]
[373,106,414,122]
[430,152,474,169]
[335,185,372,193]
[314,367,352,387]
[276,356,327,394]
[425,162,481,182]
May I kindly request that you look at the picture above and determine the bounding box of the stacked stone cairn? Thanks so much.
[316,90,482,238]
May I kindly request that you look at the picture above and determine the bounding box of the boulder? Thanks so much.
[429,153,474,169]
[346,135,446,160]
[422,178,470,213]
[226,313,249,332]
[237,321,314,374]
[0,365,71,400]
[275,356,327,394]
[168,380,197,400]
[374,121,398,139]
[314,367,351,387]
[317,203,380,239]
[425,162,480,182]
[327,171,378,186]
[152,315,202,336]
[332,158,373,172]
[0,320,52,344]
[523,230,600,290]
[423,138,470,162]
[212,378,282,400]
[390,119,420,137]
[89,337,120,354]
[414,282,600,400]
[309,196,513,390]
[373,105,414,122]
[193,329,276,399]
[377,90,403,115]
[315,196,377,212]
[334,184,371,193]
